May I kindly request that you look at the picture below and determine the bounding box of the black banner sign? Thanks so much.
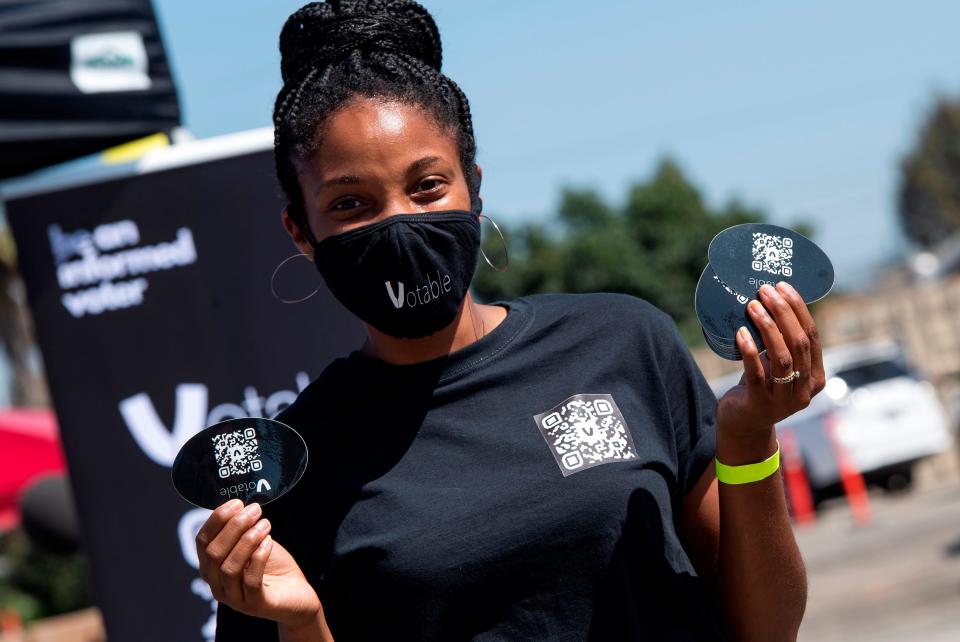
[2,131,365,641]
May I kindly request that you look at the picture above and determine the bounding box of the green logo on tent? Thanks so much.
[83,50,135,69]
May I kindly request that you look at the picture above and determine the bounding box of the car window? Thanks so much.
[834,359,912,388]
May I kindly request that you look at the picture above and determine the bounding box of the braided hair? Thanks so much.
[273,0,479,243]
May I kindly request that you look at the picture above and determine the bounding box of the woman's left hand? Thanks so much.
[716,281,826,443]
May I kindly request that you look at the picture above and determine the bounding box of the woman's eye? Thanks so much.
[331,198,363,211]
[417,178,443,193]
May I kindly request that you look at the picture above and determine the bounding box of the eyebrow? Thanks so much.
[314,174,362,197]
[313,155,444,197]
[407,155,442,173]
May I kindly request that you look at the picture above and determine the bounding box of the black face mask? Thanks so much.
[311,208,482,339]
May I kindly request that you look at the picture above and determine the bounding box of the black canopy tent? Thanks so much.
[0,0,181,179]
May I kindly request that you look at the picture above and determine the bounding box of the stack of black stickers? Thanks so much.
[695,223,835,361]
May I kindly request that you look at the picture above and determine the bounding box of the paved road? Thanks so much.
[796,482,960,641]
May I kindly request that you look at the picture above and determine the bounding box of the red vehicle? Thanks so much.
[0,409,66,532]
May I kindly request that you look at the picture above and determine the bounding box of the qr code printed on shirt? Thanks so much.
[533,393,638,477]
[751,232,793,276]
[212,427,263,479]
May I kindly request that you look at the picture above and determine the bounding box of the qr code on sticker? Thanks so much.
[212,427,263,478]
[534,394,637,477]
[751,232,793,276]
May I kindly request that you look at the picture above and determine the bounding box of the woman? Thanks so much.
[198,2,818,640]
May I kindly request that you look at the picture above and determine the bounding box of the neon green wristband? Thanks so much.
[715,441,780,485]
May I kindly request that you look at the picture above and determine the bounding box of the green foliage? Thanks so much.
[0,529,92,622]
[474,157,781,345]
[898,95,960,248]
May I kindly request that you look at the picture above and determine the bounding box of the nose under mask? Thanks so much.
[310,206,482,339]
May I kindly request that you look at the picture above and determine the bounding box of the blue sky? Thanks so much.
[154,0,960,289]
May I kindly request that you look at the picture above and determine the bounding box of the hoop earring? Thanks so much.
[270,252,321,304]
[478,213,509,272]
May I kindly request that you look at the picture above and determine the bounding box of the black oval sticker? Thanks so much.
[171,417,308,510]
[707,223,835,303]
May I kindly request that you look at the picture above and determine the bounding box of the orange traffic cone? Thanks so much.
[780,428,815,525]
[0,608,22,633]
[824,412,871,525]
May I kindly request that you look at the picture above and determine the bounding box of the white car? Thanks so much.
[708,338,953,497]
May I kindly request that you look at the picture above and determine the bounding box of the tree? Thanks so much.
[474,157,801,346]
[0,207,49,407]
[898,96,960,248]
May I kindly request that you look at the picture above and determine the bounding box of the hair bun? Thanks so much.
[279,1,443,86]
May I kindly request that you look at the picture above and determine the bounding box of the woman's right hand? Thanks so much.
[196,499,321,629]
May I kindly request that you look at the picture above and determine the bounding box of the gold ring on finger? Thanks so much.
[772,370,800,384]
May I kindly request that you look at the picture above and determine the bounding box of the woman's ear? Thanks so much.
[280,205,315,258]
[473,164,483,214]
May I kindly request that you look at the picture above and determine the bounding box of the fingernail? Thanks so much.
[242,503,261,518]
[227,499,243,513]
[259,535,272,551]
[776,281,793,294]
[254,518,270,532]
[759,283,774,295]
[748,300,762,314]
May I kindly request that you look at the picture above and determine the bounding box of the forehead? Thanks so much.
[298,98,460,180]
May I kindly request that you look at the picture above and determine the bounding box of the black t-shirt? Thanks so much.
[215,292,725,641]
